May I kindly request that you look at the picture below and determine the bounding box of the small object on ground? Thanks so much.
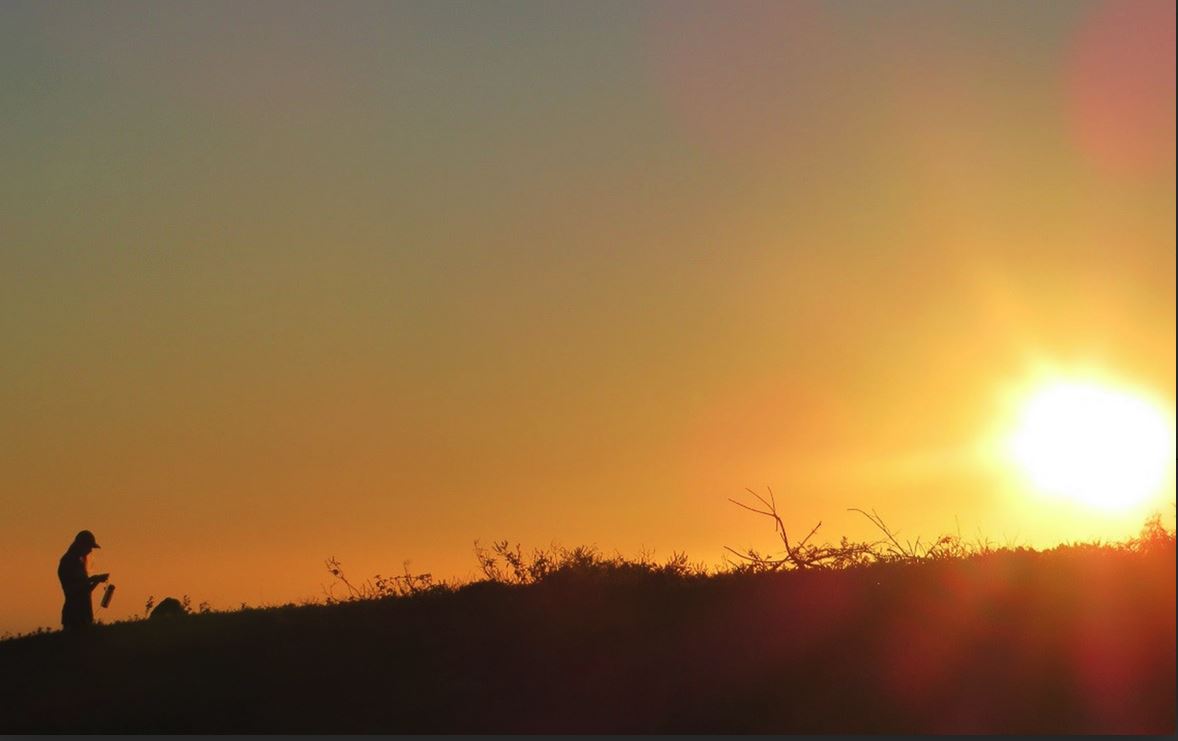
[149,597,186,619]
[100,584,115,609]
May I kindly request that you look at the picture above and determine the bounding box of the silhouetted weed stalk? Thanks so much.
[322,558,447,604]
[471,541,707,585]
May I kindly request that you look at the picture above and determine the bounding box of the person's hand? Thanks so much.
[92,573,110,584]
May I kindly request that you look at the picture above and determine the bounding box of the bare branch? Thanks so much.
[728,498,774,517]
[798,521,823,549]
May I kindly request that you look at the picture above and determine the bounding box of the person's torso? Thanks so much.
[58,552,88,596]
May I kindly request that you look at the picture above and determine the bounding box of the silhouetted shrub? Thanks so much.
[149,597,186,620]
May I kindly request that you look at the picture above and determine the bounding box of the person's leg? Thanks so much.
[62,598,90,631]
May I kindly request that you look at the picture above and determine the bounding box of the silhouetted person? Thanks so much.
[58,530,108,631]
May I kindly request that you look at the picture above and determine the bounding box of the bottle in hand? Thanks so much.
[100,583,115,609]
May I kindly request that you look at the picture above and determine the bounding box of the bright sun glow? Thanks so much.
[1006,379,1176,510]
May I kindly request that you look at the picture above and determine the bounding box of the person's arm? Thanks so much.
[88,573,110,591]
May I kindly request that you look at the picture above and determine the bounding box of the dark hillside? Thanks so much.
[1,542,1173,733]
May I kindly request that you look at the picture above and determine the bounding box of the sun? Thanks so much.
[1005,379,1175,510]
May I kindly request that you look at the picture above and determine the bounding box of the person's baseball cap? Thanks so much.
[75,530,100,549]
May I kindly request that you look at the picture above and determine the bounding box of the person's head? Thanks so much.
[71,530,101,555]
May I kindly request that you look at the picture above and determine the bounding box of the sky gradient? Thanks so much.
[2,0,1175,634]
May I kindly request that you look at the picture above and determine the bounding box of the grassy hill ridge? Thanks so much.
[1,537,1174,733]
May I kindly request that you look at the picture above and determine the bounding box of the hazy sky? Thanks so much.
[2,0,1174,634]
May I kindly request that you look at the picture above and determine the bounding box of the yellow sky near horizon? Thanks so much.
[1,0,1174,635]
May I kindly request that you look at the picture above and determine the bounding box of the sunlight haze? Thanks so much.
[2,0,1174,635]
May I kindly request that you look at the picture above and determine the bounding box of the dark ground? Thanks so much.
[1,542,1173,733]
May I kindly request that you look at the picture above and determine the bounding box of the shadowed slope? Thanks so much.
[0,541,1173,733]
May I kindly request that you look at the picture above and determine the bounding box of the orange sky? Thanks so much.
[2,0,1174,635]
